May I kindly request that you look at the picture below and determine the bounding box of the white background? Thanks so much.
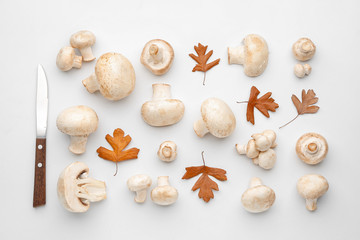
[1,0,359,239]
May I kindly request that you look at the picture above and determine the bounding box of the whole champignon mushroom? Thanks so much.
[141,83,185,127]
[82,52,136,101]
[56,105,98,154]
[57,161,106,213]
[151,176,178,206]
[70,30,96,62]
[297,174,329,211]
[56,46,82,71]
[194,98,236,138]
[140,39,174,75]
[158,141,177,162]
[294,63,312,78]
[127,174,152,203]
[292,38,316,61]
[241,177,276,213]
[228,34,269,77]
[296,132,328,165]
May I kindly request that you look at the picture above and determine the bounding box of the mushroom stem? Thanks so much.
[134,189,148,203]
[249,177,262,188]
[301,42,313,53]
[162,146,172,158]
[76,177,106,203]
[152,84,171,100]
[157,176,170,187]
[228,46,245,65]
[80,46,95,62]
[82,73,100,93]
[69,135,89,155]
[307,142,318,154]
[149,44,163,64]
[305,198,317,211]
[193,118,210,137]
[235,144,246,155]
[73,55,82,69]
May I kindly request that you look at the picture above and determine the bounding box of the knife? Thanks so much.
[33,64,48,207]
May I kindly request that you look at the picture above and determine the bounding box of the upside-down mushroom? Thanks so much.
[296,132,328,165]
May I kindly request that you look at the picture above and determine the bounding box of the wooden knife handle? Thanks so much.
[33,138,46,207]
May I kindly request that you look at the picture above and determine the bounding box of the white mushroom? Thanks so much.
[252,149,276,170]
[82,52,136,101]
[158,141,177,162]
[296,132,328,165]
[70,30,96,62]
[297,174,329,211]
[241,177,276,213]
[56,46,82,71]
[294,63,312,78]
[140,39,174,75]
[141,83,184,127]
[228,34,269,77]
[251,133,272,152]
[127,174,152,203]
[292,38,316,61]
[57,161,106,213]
[194,98,236,138]
[151,176,178,206]
[235,139,259,159]
[56,105,98,154]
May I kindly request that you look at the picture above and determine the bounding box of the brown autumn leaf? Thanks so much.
[97,128,140,176]
[182,152,227,202]
[189,43,220,85]
[237,86,279,125]
[279,89,319,129]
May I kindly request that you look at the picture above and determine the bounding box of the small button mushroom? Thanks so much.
[127,174,152,203]
[236,139,260,159]
[141,83,185,127]
[151,176,178,206]
[57,161,106,213]
[294,63,312,78]
[158,141,177,162]
[292,38,316,61]
[296,132,328,165]
[140,39,174,75]
[56,46,82,71]
[194,98,236,138]
[56,105,98,154]
[70,30,96,62]
[241,177,276,213]
[82,52,136,101]
[297,174,329,211]
[251,133,272,152]
[228,34,269,77]
[252,149,276,170]
[262,130,277,148]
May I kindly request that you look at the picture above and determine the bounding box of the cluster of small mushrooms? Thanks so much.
[54,30,329,214]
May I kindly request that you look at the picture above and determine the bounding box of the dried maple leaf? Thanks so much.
[182,151,227,202]
[189,43,220,85]
[279,89,319,129]
[97,128,140,176]
[237,86,279,125]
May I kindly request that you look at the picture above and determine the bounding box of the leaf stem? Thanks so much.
[279,114,299,129]
[236,101,248,104]
[201,151,206,166]
[114,162,118,176]
[203,72,206,86]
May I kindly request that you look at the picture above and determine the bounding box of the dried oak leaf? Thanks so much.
[238,86,279,125]
[97,128,140,176]
[189,43,220,85]
[279,89,319,129]
[182,152,227,202]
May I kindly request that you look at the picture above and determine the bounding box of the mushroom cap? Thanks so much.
[56,105,98,136]
[252,133,272,151]
[246,139,260,159]
[242,34,269,77]
[140,39,174,75]
[151,185,178,206]
[296,132,328,165]
[200,98,236,138]
[158,141,177,162]
[141,99,185,126]
[56,46,77,71]
[297,174,329,200]
[242,185,276,213]
[70,30,96,49]
[257,149,276,170]
[57,162,90,212]
[127,174,152,192]
[292,38,316,61]
[262,130,276,145]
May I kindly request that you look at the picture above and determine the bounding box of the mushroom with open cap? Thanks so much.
[82,52,136,101]
[57,161,106,213]
[151,176,178,206]
[127,174,152,203]
[296,132,328,165]
[297,174,329,211]
[70,30,96,62]
[56,105,98,154]
[158,141,177,162]
[241,177,276,213]
[292,38,316,61]
[194,98,236,138]
[140,39,174,75]
[141,83,185,127]
[228,34,269,77]
[56,46,82,71]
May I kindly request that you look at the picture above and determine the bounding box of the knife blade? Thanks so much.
[33,64,48,207]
